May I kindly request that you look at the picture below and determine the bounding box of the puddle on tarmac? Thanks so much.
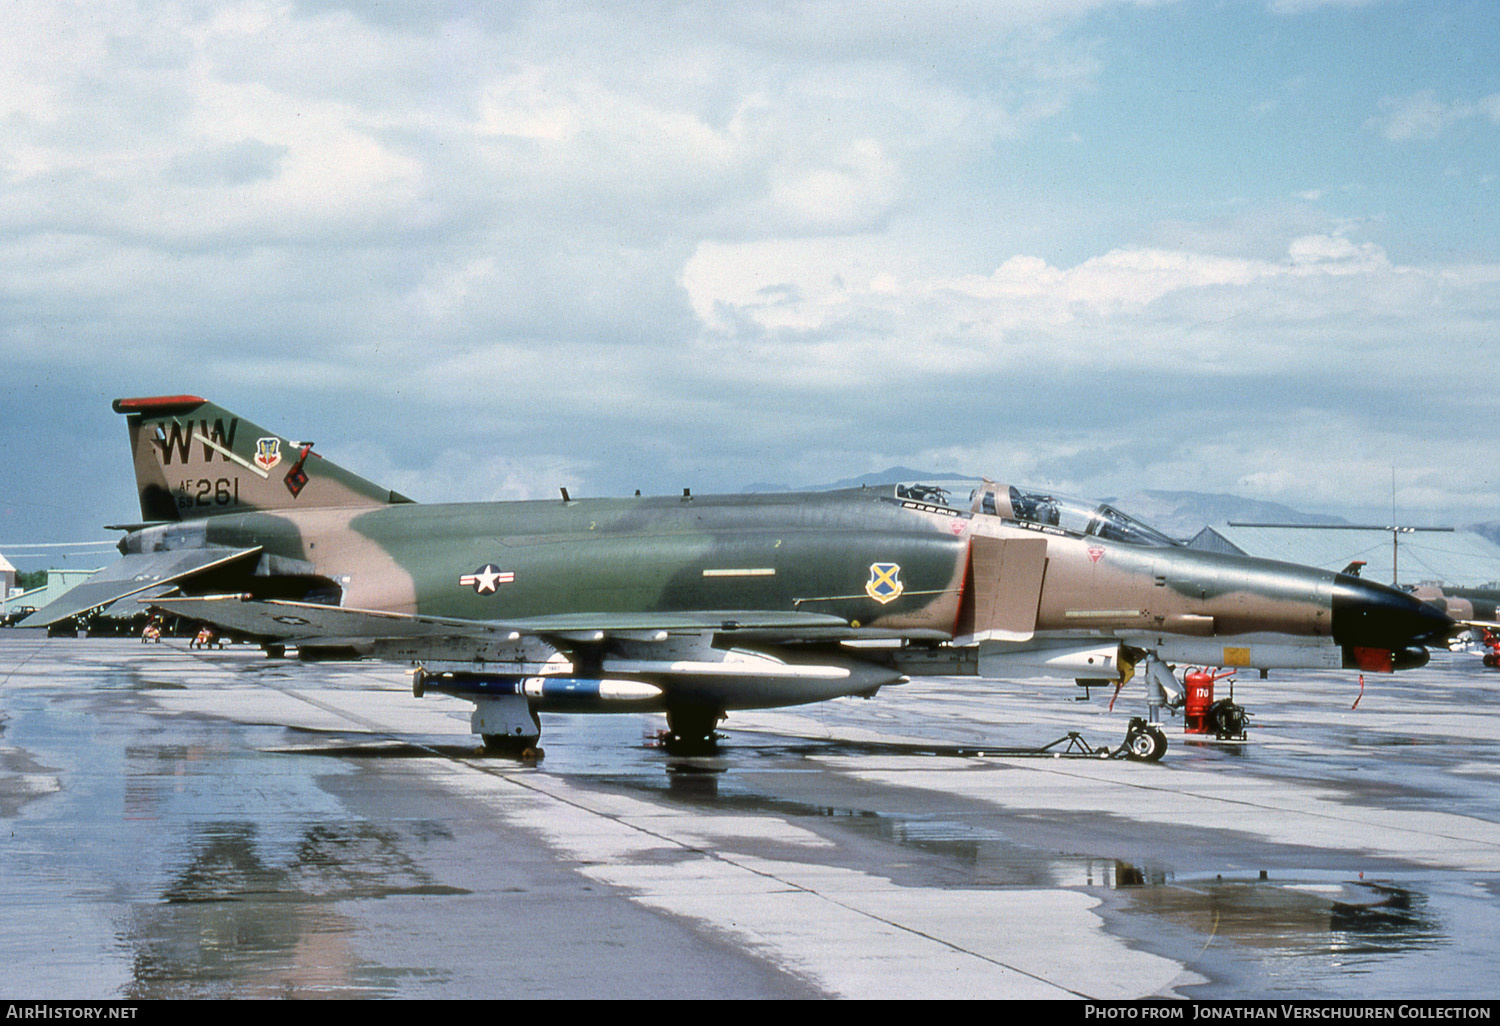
[0,679,473,999]
[1121,876,1445,960]
[0,742,60,817]
[867,814,1164,889]
[589,754,1453,984]
[0,710,61,817]
[644,765,1455,982]
[599,764,1166,889]
[122,819,468,999]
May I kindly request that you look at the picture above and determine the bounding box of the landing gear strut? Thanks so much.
[471,694,543,761]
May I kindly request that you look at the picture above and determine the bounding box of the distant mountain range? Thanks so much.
[743,467,974,493]
[1100,490,1348,540]
[1470,522,1500,548]
[1114,492,1500,544]
[741,469,1500,542]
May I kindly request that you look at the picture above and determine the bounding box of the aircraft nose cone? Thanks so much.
[1331,574,1456,648]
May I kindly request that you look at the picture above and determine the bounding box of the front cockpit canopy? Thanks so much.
[894,480,1180,548]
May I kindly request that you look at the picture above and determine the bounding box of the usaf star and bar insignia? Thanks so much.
[865,562,904,604]
[461,564,516,595]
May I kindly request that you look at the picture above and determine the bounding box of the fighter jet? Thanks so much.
[20,396,1454,760]
[1408,584,1500,628]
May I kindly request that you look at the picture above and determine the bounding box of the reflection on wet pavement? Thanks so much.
[124,820,466,998]
[0,712,60,818]
[4,635,1500,998]
[1121,876,1446,988]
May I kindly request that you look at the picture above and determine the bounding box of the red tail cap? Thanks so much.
[112,395,207,414]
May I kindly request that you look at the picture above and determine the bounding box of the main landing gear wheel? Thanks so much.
[663,708,723,756]
[1122,718,1167,762]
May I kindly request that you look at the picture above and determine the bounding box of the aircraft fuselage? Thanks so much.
[155,485,1440,666]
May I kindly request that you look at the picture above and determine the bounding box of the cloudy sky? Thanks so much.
[2,0,1497,559]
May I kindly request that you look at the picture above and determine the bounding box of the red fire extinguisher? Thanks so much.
[1183,667,1245,738]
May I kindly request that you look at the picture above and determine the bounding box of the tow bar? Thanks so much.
[944,719,1166,762]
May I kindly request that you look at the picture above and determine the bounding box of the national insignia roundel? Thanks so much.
[460,564,516,595]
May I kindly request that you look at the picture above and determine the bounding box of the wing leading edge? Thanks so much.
[146,595,851,647]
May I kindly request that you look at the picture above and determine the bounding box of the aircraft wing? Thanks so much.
[18,547,263,628]
[145,595,850,646]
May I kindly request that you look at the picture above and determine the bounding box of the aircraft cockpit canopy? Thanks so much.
[893,482,953,506]
[894,480,1180,548]
[967,480,1180,547]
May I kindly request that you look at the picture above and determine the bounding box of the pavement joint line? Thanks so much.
[5,637,1498,998]
[746,719,1500,856]
[992,761,1500,850]
[213,657,1100,999]
[17,641,1500,855]
[446,759,1098,999]
[0,634,57,687]
[750,712,1500,850]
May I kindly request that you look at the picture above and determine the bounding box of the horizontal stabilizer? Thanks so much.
[147,596,850,645]
[18,547,262,627]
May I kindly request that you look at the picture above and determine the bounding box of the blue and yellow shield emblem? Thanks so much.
[865,562,904,604]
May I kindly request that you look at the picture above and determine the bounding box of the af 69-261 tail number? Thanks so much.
[176,477,241,509]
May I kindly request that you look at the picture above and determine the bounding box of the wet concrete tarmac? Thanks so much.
[2,632,1498,999]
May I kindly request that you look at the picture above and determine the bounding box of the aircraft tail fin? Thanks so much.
[113,395,414,521]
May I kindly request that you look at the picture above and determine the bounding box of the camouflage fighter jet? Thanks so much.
[1409,584,1500,629]
[1408,584,1500,667]
[20,396,1454,760]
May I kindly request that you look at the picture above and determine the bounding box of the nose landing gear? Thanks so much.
[1121,718,1168,762]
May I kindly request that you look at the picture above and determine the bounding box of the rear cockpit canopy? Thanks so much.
[893,482,955,506]
[895,480,1180,548]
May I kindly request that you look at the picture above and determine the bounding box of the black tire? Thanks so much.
[482,734,543,759]
[1124,726,1167,762]
[665,708,722,755]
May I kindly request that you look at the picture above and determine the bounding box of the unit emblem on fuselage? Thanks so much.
[254,437,282,471]
[460,564,515,595]
[866,562,904,604]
